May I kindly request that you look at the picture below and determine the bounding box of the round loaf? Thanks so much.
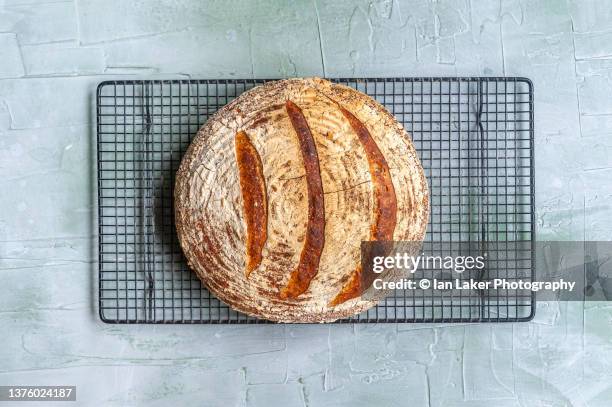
[175,78,429,322]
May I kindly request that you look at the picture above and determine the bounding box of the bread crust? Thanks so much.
[234,130,267,277]
[175,78,429,323]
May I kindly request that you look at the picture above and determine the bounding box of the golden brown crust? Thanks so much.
[280,101,326,299]
[234,130,267,277]
[174,78,429,323]
[329,102,398,306]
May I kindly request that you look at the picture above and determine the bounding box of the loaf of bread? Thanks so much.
[175,78,428,322]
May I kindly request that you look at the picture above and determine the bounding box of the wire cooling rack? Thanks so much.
[97,77,535,324]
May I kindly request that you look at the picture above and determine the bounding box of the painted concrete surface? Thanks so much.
[0,0,611,406]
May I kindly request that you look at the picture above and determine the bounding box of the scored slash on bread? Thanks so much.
[234,130,267,277]
[174,78,429,322]
[279,101,326,300]
[327,102,398,306]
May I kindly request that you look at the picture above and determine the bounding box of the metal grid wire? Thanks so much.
[97,77,535,324]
